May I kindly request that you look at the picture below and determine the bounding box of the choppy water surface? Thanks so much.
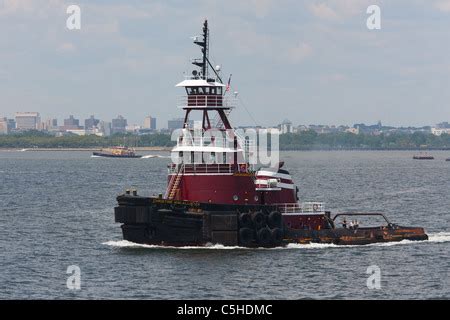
[0,150,448,299]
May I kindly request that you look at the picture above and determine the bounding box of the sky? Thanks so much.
[0,0,449,128]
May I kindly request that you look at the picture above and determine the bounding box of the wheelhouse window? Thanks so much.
[186,86,222,95]
[186,87,199,95]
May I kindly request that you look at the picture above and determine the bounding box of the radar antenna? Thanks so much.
[192,20,223,83]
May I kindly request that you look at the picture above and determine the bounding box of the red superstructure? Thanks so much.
[164,22,297,206]
[161,20,327,229]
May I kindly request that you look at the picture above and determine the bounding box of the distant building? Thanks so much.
[112,115,127,134]
[280,119,293,134]
[0,117,8,134]
[293,125,309,133]
[126,125,141,133]
[431,127,450,136]
[168,118,185,131]
[63,115,82,130]
[65,129,86,136]
[436,122,450,129]
[15,112,40,131]
[97,121,111,136]
[85,115,100,130]
[308,124,338,134]
[345,127,360,135]
[144,116,157,130]
[7,119,16,132]
[42,118,58,131]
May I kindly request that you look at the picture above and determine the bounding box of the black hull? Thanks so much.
[114,195,428,247]
[93,152,142,158]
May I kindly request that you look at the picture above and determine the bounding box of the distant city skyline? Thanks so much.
[0,1,449,127]
[0,110,449,129]
[1,110,449,131]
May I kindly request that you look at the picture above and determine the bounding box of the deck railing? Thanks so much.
[176,132,255,150]
[177,135,231,148]
[168,163,243,174]
[276,202,325,214]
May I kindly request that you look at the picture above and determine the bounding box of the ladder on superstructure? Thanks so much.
[165,163,184,200]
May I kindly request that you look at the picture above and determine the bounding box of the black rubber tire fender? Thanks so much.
[268,211,282,228]
[239,227,254,246]
[239,212,253,228]
[270,228,284,245]
[252,211,266,230]
[256,227,272,246]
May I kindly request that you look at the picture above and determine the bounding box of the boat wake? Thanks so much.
[103,240,247,250]
[103,232,450,250]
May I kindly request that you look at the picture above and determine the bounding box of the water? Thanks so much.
[0,150,448,299]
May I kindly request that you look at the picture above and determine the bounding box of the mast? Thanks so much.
[193,20,208,80]
[192,20,222,83]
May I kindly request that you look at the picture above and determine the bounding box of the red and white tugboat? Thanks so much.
[114,21,428,247]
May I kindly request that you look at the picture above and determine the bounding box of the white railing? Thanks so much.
[177,135,231,148]
[176,131,255,150]
[168,163,237,174]
[276,202,325,214]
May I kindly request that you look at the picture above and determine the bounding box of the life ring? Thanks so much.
[313,204,319,212]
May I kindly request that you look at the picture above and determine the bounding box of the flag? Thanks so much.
[226,74,232,92]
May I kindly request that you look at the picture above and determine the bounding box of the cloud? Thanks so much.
[320,73,348,83]
[0,0,66,18]
[0,0,35,15]
[434,0,450,12]
[309,0,372,21]
[310,3,339,20]
[249,0,274,18]
[0,0,448,127]
[57,42,75,53]
[285,42,313,63]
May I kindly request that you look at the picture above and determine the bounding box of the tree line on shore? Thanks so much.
[0,131,174,148]
[0,130,449,150]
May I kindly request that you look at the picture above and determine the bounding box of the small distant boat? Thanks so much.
[93,146,142,158]
[413,153,434,160]
[446,158,450,162]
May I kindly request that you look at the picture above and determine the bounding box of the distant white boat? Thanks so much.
[141,155,170,159]
[141,155,157,159]
[19,149,28,152]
